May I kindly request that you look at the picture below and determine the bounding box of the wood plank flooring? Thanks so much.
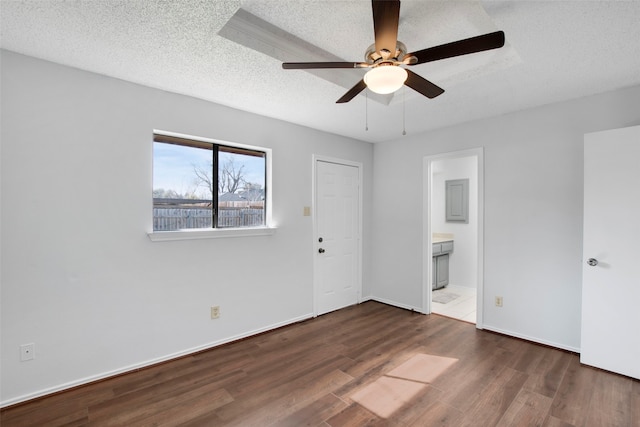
[2,301,638,426]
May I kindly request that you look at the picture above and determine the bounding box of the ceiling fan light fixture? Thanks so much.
[364,66,408,94]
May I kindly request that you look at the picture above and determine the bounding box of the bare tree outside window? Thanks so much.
[192,157,248,199]
[192,161,214,200]
[220,157,245,195]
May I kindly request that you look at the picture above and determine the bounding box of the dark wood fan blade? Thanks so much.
[409,31,505,65]
[336,80,367,103]
[282,62,367,69]
[372,0,400,57]
[404,70,444,99]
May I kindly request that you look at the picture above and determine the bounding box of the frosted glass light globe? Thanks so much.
[364,66,408,94]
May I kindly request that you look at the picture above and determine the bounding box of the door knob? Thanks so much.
[587,258,598,266]
[318,248,325,254]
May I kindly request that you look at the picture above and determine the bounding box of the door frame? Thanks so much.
[312,155,363,317]
[422,147,485,328]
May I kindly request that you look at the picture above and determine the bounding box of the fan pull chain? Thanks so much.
[365,91,369,131]
[402,87,407,136]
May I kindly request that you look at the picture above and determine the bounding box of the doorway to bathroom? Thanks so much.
[423,148,484,327]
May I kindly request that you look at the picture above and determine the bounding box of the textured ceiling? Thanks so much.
[2,0,640,143]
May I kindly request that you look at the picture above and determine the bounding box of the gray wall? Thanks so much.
[0,51,374,405]
[372,83,640,350]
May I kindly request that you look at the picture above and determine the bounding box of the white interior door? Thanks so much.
[315,159,360,316]
[581,125,640,379]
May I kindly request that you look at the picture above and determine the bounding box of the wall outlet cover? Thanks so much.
[20,343,35,361]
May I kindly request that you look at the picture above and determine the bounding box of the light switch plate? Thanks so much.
[211,306,220,319]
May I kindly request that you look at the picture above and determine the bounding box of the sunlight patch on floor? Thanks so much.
[350,376,427,419]
[350,353,458,419]
[386,353,458,383]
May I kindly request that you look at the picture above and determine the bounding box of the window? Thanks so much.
[152,132,267,232]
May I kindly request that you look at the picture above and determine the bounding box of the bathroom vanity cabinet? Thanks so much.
[432,240,454,290]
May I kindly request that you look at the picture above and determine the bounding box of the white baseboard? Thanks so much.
[365,297,578,353]
[3,309,580,408]
[1,312,314,408]
[482,324,580,353]
[366,296,424,314]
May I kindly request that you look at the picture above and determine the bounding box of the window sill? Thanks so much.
[147,226,277,242]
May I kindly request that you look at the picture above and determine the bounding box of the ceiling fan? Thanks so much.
[282,0,505,104]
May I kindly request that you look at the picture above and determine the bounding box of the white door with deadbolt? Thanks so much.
[315,159,360,316]
[581,125,640,379]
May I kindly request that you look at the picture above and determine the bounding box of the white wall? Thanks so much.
[372,84,640,351]
[432,156,478,288]
[0,51,374,406]
[4,47,640,406]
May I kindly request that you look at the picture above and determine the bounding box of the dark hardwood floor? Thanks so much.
[2,301,639,426]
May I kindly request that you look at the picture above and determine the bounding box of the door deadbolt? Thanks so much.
[587,258,598,266]
[318,237,323,242]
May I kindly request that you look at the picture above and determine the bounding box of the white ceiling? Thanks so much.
[2,0,639,143]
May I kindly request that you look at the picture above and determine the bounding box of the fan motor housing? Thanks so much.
[365,41,408,64]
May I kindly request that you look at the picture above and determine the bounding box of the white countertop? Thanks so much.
[433,233,454,243]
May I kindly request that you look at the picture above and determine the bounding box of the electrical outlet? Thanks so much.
[211,306,220,319]
[495,296,503,307]
[20,343,35,361]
